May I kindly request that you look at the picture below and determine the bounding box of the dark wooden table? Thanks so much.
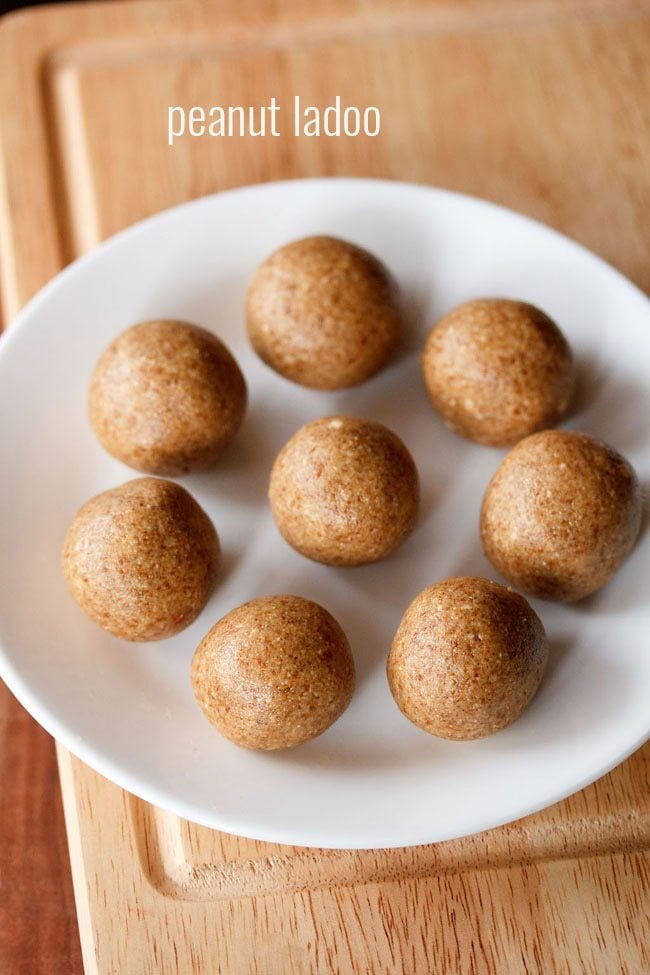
[0,689,83,975]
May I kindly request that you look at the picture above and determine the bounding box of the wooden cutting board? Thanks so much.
[1,1,650,972]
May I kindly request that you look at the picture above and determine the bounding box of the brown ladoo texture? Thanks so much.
[421,298,574,446]
[246,236,401,389]
[481,430,642,602]
[387,577,549,740]
[61,478,220,641]
[191,596,355,750]
[269,416,419,566]
[89,320,247,476]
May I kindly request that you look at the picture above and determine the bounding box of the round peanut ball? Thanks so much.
[62,477,220,641]
[89,320,247,476]
[481,430,642,602]
[191,596,355,750]
[246,236,401,389]
[421,299,574,446]
[269,416,419,566]
[387,577,549,740]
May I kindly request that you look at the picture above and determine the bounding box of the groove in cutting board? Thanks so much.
[40,10,650,288]
[130,745,650,902]
[59,745,650,975]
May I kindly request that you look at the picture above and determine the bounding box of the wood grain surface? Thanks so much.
[1,1,650,973]
[58,744,650,975]
[0,693,82,975]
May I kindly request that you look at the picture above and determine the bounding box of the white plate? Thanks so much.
[0,179,648,849]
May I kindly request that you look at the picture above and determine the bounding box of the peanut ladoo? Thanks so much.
[62,478,220,641]
[269,416,419,566]
[422,298,574,446]
[246,236,401,389]
[89,319,247,476]
[191,595,355,750]
[481,430,641,601]
[387,577,549,740]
